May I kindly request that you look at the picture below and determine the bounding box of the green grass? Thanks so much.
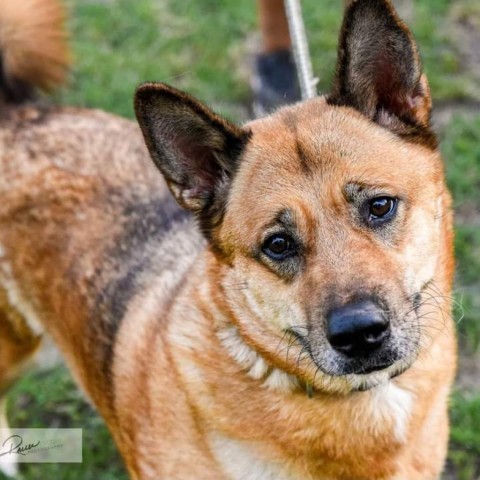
[5,0,480,479]
[442,115,480,357]
[443,116,480,208]
[449,391,480,480]
[58,0,473,120]
[443,115,480,479]
[3,368,127,480]
[60,0,258,119]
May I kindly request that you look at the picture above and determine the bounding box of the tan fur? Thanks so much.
[0,1,456,479]
[0,0,69,95]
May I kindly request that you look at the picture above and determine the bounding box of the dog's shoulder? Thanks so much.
[0,105,201,405]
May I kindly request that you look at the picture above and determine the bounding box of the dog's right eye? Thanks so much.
[262,234,297,260]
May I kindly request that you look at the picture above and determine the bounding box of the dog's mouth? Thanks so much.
[356,362,396,374]
[327,347,404,376]
[349,360,412,392]
[286,327,415,392]
[327,349,416,391]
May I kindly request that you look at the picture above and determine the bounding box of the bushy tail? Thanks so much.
[0,0,70,104]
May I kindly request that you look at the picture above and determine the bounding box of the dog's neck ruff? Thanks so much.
[216,323,307,395]
[215,322,413,443]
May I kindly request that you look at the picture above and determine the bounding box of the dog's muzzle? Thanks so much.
[326,299,396,374]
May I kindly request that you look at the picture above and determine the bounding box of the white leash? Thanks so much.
[284,0,318,100]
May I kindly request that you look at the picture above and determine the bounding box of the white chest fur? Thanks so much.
[368,383,413,443]
[207,433,304,480]
[206,383,412,480]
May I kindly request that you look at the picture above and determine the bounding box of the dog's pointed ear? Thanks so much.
[329,0,434,144]
[134,83,251,214]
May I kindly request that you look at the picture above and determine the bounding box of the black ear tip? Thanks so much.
[136,82,191,98]
[135,82,164,104]
[134,82,201,116]
[346,0,397,17]
[134,82,183,121]
[135,83,158,114]
[349,0,393,7]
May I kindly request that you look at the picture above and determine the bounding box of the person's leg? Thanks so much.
[252,0,300,117]
[258,0,291,53]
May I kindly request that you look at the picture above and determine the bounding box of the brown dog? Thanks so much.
[0,0,456,478]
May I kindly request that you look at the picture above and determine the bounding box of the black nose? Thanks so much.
[326,300,390,358]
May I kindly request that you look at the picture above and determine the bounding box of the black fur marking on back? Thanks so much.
[91,193,189,392]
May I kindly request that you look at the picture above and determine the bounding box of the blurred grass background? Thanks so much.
[2,0,480,478]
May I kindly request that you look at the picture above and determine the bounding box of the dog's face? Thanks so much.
[135,0,450,393]
[217,101,445,392]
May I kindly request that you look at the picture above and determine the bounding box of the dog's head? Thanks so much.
[135,0,453,393]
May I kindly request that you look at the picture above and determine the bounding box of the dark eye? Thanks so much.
[262,234,296,260]
[367,196,398,222]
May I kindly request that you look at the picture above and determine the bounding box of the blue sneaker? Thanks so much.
[251,49,301,118]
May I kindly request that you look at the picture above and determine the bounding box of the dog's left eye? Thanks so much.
[262,233,297,260]
[366,196,398,224]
